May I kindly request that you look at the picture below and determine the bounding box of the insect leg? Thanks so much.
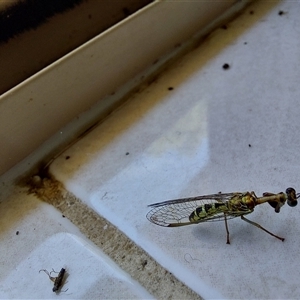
[39,269,56,283]
[241,215,284,241]
[39,269,50,277]
[250,191,258,199]
[50,268,59,276]
[224,213,230,244]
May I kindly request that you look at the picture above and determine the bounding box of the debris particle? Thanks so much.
[278,10,287,16]
[184,253,202,263]
[152,59,159,65]
[16,231,19,235]
[168,87,174,91]
[222,63,230,70]
[31,175,42,187]
[65,156,70,160]
[141,260,148,268]
[221,25,227,30]
[126,152,129,155]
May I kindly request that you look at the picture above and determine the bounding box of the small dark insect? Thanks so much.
[65,156,70,160]
[62,215,65,218]
[16,231,19,235]
[222,63,230,70]
[39,268,67,292]
[248,144,252,147]
[125,152,130,155]
[221,25,228,30]
[168,87,174,91]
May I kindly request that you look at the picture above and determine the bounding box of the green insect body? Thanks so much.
[147,188,299,244]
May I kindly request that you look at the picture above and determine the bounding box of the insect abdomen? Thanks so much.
[189,202,227,222]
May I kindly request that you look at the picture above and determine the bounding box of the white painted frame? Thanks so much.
[0,1,246,176]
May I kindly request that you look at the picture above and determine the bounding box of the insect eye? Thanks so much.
[287,199,298,207]
[286,187,298,207]
[286,187,296,195]
[288,200,298,207]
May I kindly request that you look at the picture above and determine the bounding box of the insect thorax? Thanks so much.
[228,192,256,211]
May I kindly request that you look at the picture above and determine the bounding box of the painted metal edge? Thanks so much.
[0,1,239,176]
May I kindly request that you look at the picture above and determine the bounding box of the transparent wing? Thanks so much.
[146,192,247,227]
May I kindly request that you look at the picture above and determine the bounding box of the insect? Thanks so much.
[147,187,299,244]
[39,267,67,292]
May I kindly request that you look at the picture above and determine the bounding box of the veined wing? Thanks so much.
[146,192,247,227]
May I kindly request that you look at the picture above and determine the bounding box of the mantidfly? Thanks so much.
[147,187,299,244]
[39,267,68,292]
